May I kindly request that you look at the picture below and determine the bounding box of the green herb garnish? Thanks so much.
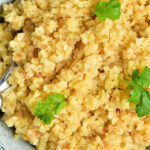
[93,0,121,21]
[122,67,150,117]
[34,93,67,124]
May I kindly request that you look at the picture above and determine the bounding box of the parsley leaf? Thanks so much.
[34,93,67,124]
[122,67,150,117]
[129,87,141,104]
[137,67,150,88]
[136,91,150,117]
[131,69,139,81]
[93,0,121,21]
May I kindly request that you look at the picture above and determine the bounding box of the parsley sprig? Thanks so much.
[34,93,67,124]
[93,0,121,21]
[122,67,150,117]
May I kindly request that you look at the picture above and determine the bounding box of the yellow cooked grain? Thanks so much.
[0,0,150,150]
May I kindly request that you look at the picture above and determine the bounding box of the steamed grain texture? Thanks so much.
[0,0,150,150]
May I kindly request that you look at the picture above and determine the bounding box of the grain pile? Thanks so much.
[0,0,150,149]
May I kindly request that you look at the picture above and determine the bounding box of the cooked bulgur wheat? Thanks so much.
[0,0,150,149]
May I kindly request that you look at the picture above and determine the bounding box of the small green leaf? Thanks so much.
[47,93,65,105]
[128,87,141,104]
[94,1,108,21]
[41,110,54,124]
[121,67,150,118]
[107,0,121,20]
[54,101,68,115]
[34,93,67,124]
[137,67,150,88]
[34,101,54,124]
[131,69,139,81]
[136,92,150,117]
[93,0,121,21]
